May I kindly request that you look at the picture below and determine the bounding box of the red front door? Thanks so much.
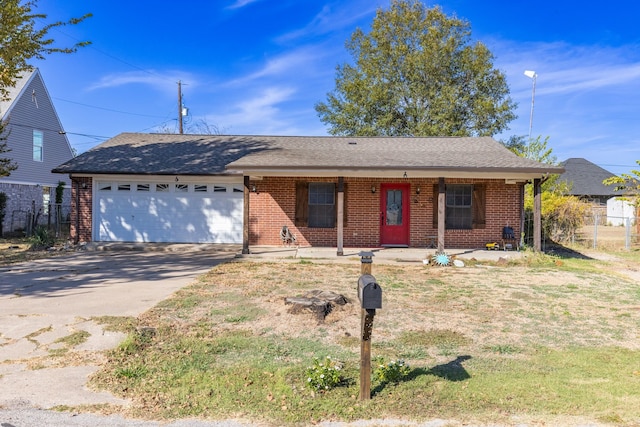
[380,183,410,246]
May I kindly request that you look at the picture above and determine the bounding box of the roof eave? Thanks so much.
[228,166,564,179]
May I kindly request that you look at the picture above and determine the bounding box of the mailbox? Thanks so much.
[358,274,382,310]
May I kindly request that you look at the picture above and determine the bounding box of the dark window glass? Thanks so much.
[308,183,335,228]
[446,184,472,229]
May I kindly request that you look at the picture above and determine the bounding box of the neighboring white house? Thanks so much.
[607,197,637,226]
[0,68,74,234]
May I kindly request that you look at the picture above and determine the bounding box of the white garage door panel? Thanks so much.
[96,184,243,244]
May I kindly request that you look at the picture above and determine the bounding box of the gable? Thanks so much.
[558,158,621,198]
[0,69,74,187]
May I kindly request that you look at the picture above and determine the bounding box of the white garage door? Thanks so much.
[94,180,244,243]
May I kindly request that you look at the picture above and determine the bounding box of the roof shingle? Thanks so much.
[53,133,564,177]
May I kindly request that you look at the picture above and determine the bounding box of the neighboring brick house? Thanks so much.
[0,69,74,234]
[53,133,563,251]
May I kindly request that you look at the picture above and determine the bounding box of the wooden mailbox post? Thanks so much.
[358,251,381,401]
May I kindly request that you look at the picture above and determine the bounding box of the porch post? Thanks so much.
[533,178,542,252]
[337,177,344,256]
[437,177,445,252]
[519,183,525,249]
[242,176,250,254]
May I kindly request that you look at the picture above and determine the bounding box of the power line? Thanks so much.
[53,97,168,119]
[6,121,111,140]
[53,28,173,83]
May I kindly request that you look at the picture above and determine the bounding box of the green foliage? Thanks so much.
[541,193,590,242]
[305,356,344,392]
[0,0,91,101]
[0,121,18,177]
[55,181,65,204]
[28,225,55,249]
[603,160,640,206]
[315,0,516,137]
[505,135,557,165]
[0,192,7,235]
[507,135,588,244]
[373,358,410,384]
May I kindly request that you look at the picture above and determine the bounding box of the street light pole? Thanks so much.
[524,70,537,141]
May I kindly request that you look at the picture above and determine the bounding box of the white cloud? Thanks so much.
[276,1,380,43]
[87,71,196,93]
[226,0,261,10]
[226,48,327,86]
[212,87,300,134]
[491,40,640,173]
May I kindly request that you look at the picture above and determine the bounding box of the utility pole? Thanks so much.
[177,80,183,134]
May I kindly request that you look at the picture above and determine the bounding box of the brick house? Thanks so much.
[53,133,563,252]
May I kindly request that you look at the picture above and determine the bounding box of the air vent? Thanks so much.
[348,141,357,145]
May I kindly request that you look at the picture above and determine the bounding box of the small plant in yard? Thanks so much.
[305,356,344,392]
[29,225,55,249]
[373,357,410,384]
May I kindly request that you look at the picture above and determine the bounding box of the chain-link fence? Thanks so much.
[573,213,638,250]
[522,210,638,251]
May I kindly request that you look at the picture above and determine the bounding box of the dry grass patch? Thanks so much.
[90,256,640,426]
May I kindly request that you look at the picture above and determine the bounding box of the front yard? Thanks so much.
[80,249,640,426]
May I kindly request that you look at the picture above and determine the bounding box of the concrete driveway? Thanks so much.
[0,247,238,410]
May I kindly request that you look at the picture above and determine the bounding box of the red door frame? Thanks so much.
[380,183,410,246]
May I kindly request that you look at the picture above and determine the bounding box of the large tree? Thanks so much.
[316,0,516,137]
[0,0,91,101]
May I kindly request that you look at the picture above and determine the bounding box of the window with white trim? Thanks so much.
[33,130,43,162]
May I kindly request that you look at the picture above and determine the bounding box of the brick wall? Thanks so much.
[69,175,524,249]
[70,177,92,243]
[0,182,72,234]
[249,177,523,249]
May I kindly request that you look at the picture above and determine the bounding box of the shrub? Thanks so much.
[55,181,65,204]
[29,225,55,249]
[0,191,6,236]
[305,356,344,392]
[373,358,410,384]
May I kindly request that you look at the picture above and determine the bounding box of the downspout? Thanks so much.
[74,178,80,244]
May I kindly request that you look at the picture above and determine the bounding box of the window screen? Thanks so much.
[446,184,472,229]
[308,183,335,228]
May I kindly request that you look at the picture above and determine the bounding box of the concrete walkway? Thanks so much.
[0,248,237,410]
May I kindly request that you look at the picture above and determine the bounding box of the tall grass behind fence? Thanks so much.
[522,210,638,251]
[574,213,638,250]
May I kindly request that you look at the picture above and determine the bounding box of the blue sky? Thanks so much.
[32,0,640,175]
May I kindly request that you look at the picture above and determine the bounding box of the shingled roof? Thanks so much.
[53,133,564,179]
[558,158,622,198]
